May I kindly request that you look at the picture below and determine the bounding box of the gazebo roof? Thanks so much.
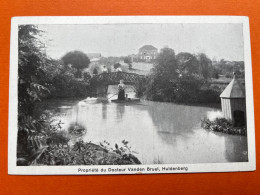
[220,75,245,98]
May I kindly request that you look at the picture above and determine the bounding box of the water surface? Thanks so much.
[38,97,248,164]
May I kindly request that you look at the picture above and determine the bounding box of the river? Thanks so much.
[37,94,248,164]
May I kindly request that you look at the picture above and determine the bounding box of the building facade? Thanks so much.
[138,45,158,62]
[220,74,246,127]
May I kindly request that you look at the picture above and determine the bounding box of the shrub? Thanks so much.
[197,89,220,103]
[29,139,141,166]
[201,117,247,136]
[50,74,91,98]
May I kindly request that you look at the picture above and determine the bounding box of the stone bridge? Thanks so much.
[91,72,144,96]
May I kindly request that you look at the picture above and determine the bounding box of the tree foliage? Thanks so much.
[17,26,94,165]
[214,59,244,78]
[124,56,131,64]
[124,56,132,69]
[18,25,93,116]
[18,25,50,116]
[114,63,121,69]
[197,53,213,79]
[145,47,178,101]
[145,47,219,103]
[61,50,90,77]
[176,52,199,75]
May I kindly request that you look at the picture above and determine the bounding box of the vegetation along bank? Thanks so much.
[201,118,247,136]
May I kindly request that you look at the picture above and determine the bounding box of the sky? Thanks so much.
[38,23,244,61]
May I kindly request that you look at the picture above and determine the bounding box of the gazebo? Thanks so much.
[220,74,246,127]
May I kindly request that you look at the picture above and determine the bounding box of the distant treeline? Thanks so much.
[212,59,244,78]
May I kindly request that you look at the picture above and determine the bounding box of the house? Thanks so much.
[220,73,246,127]
[138,45,158,62]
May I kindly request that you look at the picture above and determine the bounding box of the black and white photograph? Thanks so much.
[8,16,255,175]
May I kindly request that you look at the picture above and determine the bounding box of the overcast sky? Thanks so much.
[39,23,244,61]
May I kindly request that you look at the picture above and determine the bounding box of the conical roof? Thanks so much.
[220,75,245,98]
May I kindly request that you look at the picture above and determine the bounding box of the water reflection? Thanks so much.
[224,134,248,162]
[102,103,107,119]
[36,99,248,164]
[146,102,215,135]
[116,104,125,121]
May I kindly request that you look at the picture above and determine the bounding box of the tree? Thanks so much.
[124,57,132,69]
[154,47,178,81]
[176,52,199,75]
[124,57,131,64]
[157,47,177,69]
[173,74,205,103]
[114,63,121,70]
[145,47,178,101]
[145,48,218,103]
[197,53,213,79]
[212,67,220,79]
[213,59,245,78]
[61,51,90,78]
[18,25,50,116]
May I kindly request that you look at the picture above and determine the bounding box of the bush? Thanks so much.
[50,74,91,98]
[47,131,70,145]
[225,72,233,78]
[17,113,70,165]
[201,117,247,136]
[196,89,220,103]
[24,139,141,166]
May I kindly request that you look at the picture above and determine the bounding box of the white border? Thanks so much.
[8,16,256,175]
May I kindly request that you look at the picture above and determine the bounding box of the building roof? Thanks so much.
[139,45,157,51]
[220,75,245,98]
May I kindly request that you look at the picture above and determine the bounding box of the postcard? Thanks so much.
[8,16,255,175]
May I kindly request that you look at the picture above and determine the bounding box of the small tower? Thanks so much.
[220,73,246,127]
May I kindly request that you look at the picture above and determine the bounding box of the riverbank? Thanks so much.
[201,118,247,136]
[17,139,141,166]
[17,112,141,166]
